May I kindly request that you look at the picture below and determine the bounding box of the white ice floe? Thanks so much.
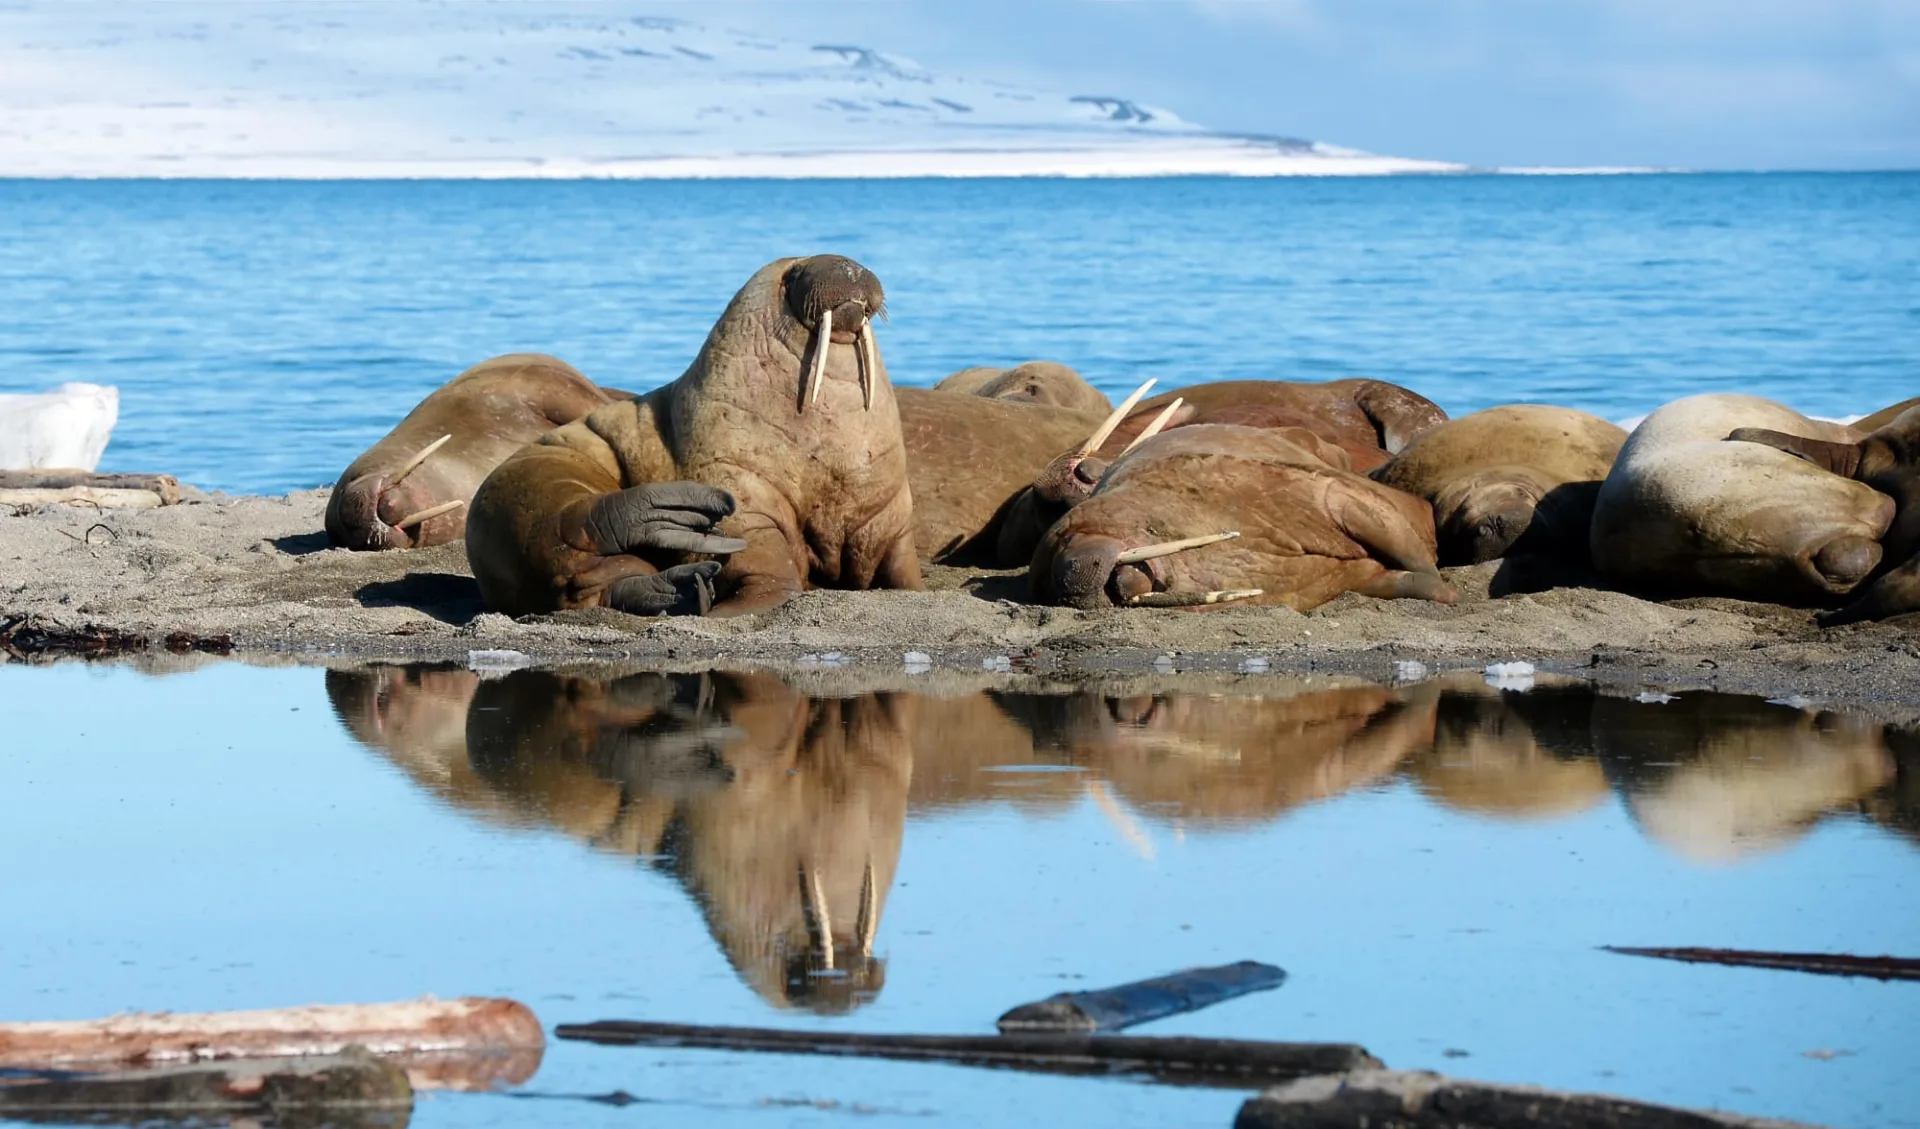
[1483,661,1536,692]
[467,648,531,674]
[903,651,932,673]
[1152,653,1176,673]
[0,383,118,471]
[982,655,1013,672]
[1634,691,1677,704]
[1237,655,1270,674]
[1393,660,1430,683]
[0,2,1466,178]
[1767,694,1820,709]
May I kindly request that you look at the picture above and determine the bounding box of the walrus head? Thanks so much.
[326,435,468,551]
[779,255,887,412]
[1028,380,1178,518]
[1044,528,1254,610]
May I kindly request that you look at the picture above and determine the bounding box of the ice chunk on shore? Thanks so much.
[468,649,531,674]
[0,383,118,470]
[1483,661,1535,691]
[903,651,932,673]
[1393,660,1430,683]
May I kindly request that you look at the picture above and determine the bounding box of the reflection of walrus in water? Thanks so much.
[1371,406,1627,566]
[998,378,1448,565]
[466,255,919,617]
[1590,394,1892,604]
[1406,678,1611,820]
[1729,406,1920,624]
[1031,424,1458,611]
[1591,692,1894,862]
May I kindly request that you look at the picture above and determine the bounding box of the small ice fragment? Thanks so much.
[982,655,1012,672]
[1238,655,1270,673]
[1635,691,1676,704]
[903,650,932,673]
[1768,694,1818,709]
[1152,653,1175,672]
[468,649,531,673]
[1483,661,1535,692]
[821,651,845,662]
[1393,660,1429,683]
[799,652,820,664]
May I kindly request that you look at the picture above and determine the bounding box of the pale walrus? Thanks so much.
[1729,404,1920,623]
[1590,394,1893,604]
[466,255,922,617]
[998,377,1447,566]
[1031,423,1458,611]
[325,354,629,551]
[1371,405,1628,565]
[930,360,1114,414]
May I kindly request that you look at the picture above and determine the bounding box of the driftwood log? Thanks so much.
[1603,946,1920,982]
[997,960,1287,1034]
[555,1020,1379,1088]
[0,471,181,509]
[0,998,543,1092]
[0,1049,412,1127]
[1235,1070,1825,1129]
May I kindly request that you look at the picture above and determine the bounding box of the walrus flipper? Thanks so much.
[1727,428,1863,477]
[585,484,748,558]
[1821,553,1920,626]
[608,562,725,617]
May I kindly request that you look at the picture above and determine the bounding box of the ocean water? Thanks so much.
[0,173,1914,495]
[3,662,1916,1129]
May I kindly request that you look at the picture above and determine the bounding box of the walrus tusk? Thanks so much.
[391,498,465,531]
[1125,588,1263,608]
[800,862,834,970]
[1113,530,1239,564]
[1077,379,1157,458]
[856,321,879,411]
[1119,398,1183,457]
[387,433,452,490]
[855,859,878,957]
[803,307,833,410]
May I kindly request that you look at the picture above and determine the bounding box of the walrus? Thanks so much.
[1852,396,1920,435]
[1031,423,1459,611]
[1370,405,1628,565]
[930,360,1114,414]
[1727,405,1920,624]
[466,255,921,617]
[325,354,629,551]
[998,377,1447,566]
[1589,394,1893,604]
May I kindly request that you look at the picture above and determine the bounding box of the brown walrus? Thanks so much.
[930,360,1114,414]
[1590,394,1892,604]
[998,377,1448,566]
[466,255,922,617]
[325,354,629,551]
[1371,405,1628,565]
[1031,423,1458,611]
[1729,404,1920,623]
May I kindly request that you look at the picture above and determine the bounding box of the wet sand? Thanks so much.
[3,491,1917,715]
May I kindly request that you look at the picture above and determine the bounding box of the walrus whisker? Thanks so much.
[855,858,878,958]
[386,433,452,490]
[1113,530,1240,564]
[1120,398,1183,457]
[856,321,879,411]
[799,862,834,970]
[1077,379,1157,458]
[802,307,833,411]
[1125,588,1263,608]
[391,499,465,531]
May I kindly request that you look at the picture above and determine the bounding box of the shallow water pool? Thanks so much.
[3,660,1916,1127]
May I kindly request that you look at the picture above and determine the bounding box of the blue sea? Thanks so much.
[0,173,1914,495]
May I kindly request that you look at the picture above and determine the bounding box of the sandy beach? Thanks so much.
[3,490,1915,718]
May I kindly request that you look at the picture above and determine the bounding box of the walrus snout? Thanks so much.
[1812,534,1882,588]
[326,475,412,551]
[783,255,885,332]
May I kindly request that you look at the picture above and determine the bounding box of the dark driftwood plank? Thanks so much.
[554,1020,1378,1088]
[0,1050,412,1127]
[1236,1069,1822,1129]
[998,960,1287,1033]
[1603,946,1920,982]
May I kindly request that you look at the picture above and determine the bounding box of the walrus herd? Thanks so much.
[326,254,1920,623]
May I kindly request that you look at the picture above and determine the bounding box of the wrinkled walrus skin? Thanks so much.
[1371,404,1628,565]
[1032,424,1458,612]
[930,360,1114,414]
[998,377,1447,566]
[1590,394,1893,604]
[325,354,629,551]
[466,256,922,617]
[1730,404,1920,624]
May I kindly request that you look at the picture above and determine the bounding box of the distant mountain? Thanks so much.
[0,1,1466,177]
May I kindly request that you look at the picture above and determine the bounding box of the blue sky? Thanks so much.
[724,0,1920,169]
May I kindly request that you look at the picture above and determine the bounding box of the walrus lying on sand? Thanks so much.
[1031,423,1458,611]
[466,255,921,617]
[930,360,1114,413]
[326,354,628,551]
[1729,403,1920,624]
[1590,394,1892,604]
[1371,405,1627,565]
[999,377,1447,566]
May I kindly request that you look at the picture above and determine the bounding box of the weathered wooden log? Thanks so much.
[0,998,543,1093]
[1235,1070,1824,1129]
[0,471,181,505]
[555,1019,1378,1088]
[0,1049,412,1127]
[997,961,1287,1034]
[1603,946,1920,982]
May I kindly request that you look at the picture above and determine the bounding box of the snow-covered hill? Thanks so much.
[0,1,1465,177]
